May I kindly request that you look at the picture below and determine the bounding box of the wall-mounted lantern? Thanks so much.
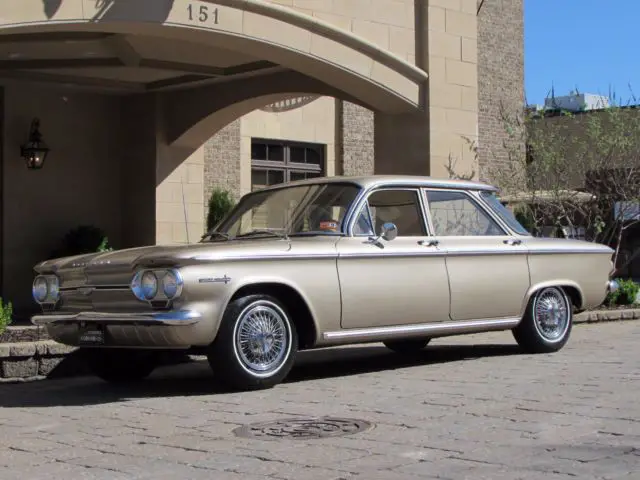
[20,118,50,170]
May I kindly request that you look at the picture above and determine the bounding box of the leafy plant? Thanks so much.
[206,188,236,232]
[50,225,113,258]
[605,278,640,306]
[97,236,113,253]
[0,297,13,334]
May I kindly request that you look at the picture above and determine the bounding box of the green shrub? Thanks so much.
[50,225,113,258]
[97,236,114,253]
[605,278,640,306]
[0,298,13,334]
[206,188,236,232]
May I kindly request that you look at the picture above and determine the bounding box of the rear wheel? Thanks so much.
[383,338,430,354]
[208,294,297,391]
[513,286,572,353]
[83,348,158,383]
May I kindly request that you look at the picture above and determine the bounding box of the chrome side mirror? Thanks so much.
[380,222,398,241]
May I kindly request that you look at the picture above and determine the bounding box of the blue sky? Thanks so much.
[525,0,639,106]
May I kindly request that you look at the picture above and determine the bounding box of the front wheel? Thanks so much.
[83,348,158,383]
[208,294,297,391]
[383,338,430,354]
[512,286,573,353]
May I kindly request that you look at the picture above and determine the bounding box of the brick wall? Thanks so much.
[477,0,525,182]
[203,120,242,207]
[337,101,375,176]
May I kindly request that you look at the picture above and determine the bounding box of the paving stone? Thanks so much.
[0,322,638,478]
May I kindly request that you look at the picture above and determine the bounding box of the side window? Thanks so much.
[425,190,505,236]
[355,189,426,237]
[353,202,375,236]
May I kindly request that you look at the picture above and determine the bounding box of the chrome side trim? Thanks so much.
[191,253,339,262]
[323,317,520,343]
[31,309,202,327]
[190,247,610,263]
[339,251,446,259]
[528,249,612,255]
[443,249,527,257]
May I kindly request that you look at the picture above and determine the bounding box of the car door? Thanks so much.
[423,188,530,321]
[336,187,450,329]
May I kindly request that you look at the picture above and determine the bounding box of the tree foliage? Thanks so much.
[452,92,640,275]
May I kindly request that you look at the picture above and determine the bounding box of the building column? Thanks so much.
[374,111,430,175]
[374,0,479,179]
[119,95,157,248]
[336,100,375,176]
[426,0,479,179]
[204,120,242,202]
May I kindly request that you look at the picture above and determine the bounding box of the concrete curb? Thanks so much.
[575,307,640,323]
[0,308,638,383]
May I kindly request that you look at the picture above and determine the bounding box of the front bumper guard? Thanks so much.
[31,310,202,327]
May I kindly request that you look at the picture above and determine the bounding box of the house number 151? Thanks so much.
[187,4,220,24]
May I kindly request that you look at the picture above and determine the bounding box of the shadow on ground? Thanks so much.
[0,343,522,408]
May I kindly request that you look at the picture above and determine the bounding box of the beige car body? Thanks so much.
[32,175,615,352]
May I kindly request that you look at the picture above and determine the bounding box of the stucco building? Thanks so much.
[0,0,523,318]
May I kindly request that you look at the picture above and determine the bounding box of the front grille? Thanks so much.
[59,287,146,313]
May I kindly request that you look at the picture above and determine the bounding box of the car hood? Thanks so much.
[34,238,294,275]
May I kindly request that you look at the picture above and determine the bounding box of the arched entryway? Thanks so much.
[0,0,428,318]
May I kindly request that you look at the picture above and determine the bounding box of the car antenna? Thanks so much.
[180,172,190,243]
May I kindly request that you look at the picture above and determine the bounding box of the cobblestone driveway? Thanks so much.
[0,322,638,479]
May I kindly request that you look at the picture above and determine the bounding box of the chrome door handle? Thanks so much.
[418,239,439,247]
[503,238,522,246]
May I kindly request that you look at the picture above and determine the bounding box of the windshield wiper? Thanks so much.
[235,229,289,240]
[201,231,231,241]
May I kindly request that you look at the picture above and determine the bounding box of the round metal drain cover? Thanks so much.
[233,416,373,440]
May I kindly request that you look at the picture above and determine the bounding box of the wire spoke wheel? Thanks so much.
[513,286,573,354]
[533,288,570,342]
[234,302,290,375]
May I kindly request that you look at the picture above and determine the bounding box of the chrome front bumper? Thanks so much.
[31,310,202,327]
[606,280,620,294]
[31,310,206,348]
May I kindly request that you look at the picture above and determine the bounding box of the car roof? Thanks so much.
[257,174,498,192]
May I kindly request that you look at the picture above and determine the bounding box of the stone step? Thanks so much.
[0,326,50,344]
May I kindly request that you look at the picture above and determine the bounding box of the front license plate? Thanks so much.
[79,329,105,345]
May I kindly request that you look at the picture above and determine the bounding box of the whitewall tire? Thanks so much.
[208,294,298,390]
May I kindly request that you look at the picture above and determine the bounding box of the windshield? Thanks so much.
[480,191,531,236]
[204,182,362,240]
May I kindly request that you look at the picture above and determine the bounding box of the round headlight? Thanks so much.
[130,271,143,301]
[32,276,49,303]
[161,269,183,300]
[47,276,60,301]
[140,271,158,300]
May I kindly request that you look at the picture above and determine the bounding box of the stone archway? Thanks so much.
[0,0,432,316]
[0,0,426,114]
